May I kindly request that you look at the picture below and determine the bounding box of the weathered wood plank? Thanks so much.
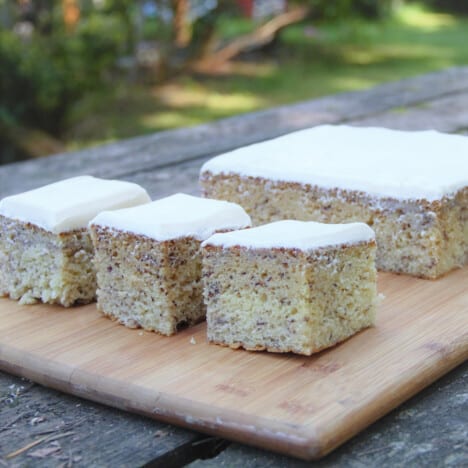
[1,66,468,198]
[0,371,204,467]
[124,157,210,199]
[352,91,468,132]
[189,361,468,467]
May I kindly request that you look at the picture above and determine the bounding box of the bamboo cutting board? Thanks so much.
[0,270,467,460]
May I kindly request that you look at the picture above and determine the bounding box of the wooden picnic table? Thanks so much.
[1,67,467,467]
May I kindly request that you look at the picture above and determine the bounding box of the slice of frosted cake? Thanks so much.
[0,176,150,306]
[202,220,377,355]
[200,125,468,279]
[89,193,251,335]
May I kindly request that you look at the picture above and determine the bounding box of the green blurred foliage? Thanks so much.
[0,3,125,135]
[0,0,466,154]
[306,0,395,20]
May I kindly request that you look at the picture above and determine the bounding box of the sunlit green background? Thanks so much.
[1,1,467,163]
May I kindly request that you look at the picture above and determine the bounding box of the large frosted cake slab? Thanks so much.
[201,125,468,201]
[200,126,468,278]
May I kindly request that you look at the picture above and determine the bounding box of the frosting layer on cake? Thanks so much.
[203,220,375,250]
[201,125,468,201]
[0,176,150,233]
[91,193,251,241]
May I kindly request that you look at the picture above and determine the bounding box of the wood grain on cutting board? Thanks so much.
[0,269,467,460]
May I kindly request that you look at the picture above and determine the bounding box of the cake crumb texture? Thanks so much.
[0,216,96,306]
[202,239,378,355]
[200,174,467,279]
[90,226,206,335]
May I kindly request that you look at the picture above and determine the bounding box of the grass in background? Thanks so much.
[66,3,468,150]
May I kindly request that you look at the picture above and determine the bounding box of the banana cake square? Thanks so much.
[89,193,251,335]
[202,220,377,355]
[200,125,468,279]
[0,176,150,306]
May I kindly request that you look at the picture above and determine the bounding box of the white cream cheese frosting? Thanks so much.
[0,176,151,233]
[203,220,375,250]
[201,125,468,201]
[90,193,251,241]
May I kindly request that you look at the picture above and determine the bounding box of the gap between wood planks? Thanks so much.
[143,436,230,468]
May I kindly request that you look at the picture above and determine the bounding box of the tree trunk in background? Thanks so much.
[191,3,227,61]
[194,23,218,60]
[62,0,80,32]
[192,6,309,71]
[172,0,191,48]
[157,3,309,78]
